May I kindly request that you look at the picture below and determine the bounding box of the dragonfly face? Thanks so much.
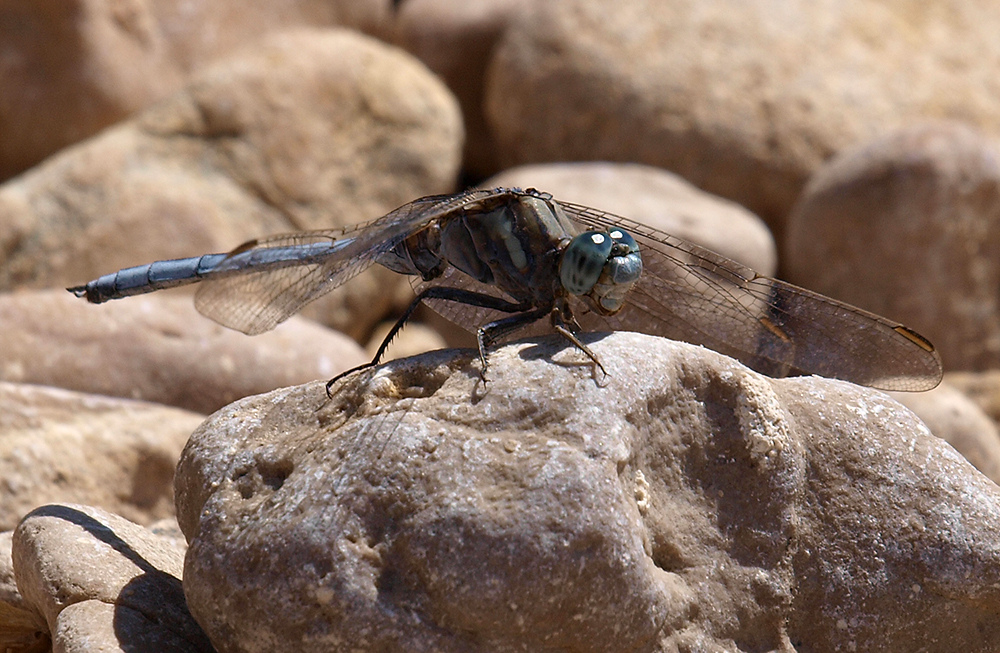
[67,187,943,391]
[560,228,643,314]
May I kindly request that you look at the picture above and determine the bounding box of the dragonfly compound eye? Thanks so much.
[608,228,638,257]
[589,229,642,312]
[605,230,641,284]
[560,230,614,295]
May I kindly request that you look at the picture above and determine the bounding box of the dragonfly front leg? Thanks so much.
[549,306,607,378]
[326,286,533,395]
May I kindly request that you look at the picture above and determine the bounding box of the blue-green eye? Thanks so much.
[608,229,638,256]
[560,231,613,295]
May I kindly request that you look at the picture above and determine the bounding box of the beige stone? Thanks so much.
[0,0,393,181]
[0,28,463,341]
[484,162,777,274]
[12,504,211,652]
[0,289,367,414]
[946,370,1000,427]
[175,332,1000,652]
[0,382,203,531]
[392,0,535,176]
[485,0,1000,234]
[785,122,1000,371]
[150,0,391,71]
[891,382,1000,485]
[0,531,48,653]
[0,0,182,181]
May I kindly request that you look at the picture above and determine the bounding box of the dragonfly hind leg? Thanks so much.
[326,286,533,395]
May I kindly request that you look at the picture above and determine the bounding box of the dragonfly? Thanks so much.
[68,187,943,392]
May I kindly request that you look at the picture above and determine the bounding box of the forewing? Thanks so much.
[557,201,942,391]
[194,190,516,335]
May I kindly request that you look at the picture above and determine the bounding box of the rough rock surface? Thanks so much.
[175,332,1000,652]
[484,162,778,275]
[0,289,367,414]
[0,0,392,181]
[485,0,1000,232]
[11,504,212,652]
[0,382,203,532]
[785,122,1000,371]
[0,28,463,341]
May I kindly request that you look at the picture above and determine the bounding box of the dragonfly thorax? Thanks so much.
[559,228,642,314]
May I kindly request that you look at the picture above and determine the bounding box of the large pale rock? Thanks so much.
[0,0,393,181]
[392,0,534,176]
[484,162,777,274]
[485,0,1000,232]
[785,122,1000,371]
[0,382,203,531]
[12,504,212,652]
[0,289,367,414]
[0,28,463,340]
[175,332,1000,652]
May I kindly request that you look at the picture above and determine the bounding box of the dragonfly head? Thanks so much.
[559,228,643,314]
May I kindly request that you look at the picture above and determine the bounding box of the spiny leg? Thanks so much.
[550,304,607,378]
[326,286,533,395]
[476,305,553,381]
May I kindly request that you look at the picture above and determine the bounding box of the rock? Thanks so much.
[0,0,393,181]
[0,28,463,341]
[0,289,367,414]
[785,122,1000,371]
[392,0,534,176]
[0,0,182,181]
[0,532,19,606]
[484,162,778,274]
[891,382,1000,485]
[150,0,391,71]
[175,332,1000,652]
[0,382,203,532]
[945,370,1000,427]
[485,0,1000,234]
[0,531,48,653]
[12,504,212,652]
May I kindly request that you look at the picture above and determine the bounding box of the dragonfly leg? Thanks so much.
[326,286,533,395]
[476,305,553,379]
[550,306,607,378]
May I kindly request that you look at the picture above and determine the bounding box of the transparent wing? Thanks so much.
[194,189,513,335]
[556,201,942,391]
